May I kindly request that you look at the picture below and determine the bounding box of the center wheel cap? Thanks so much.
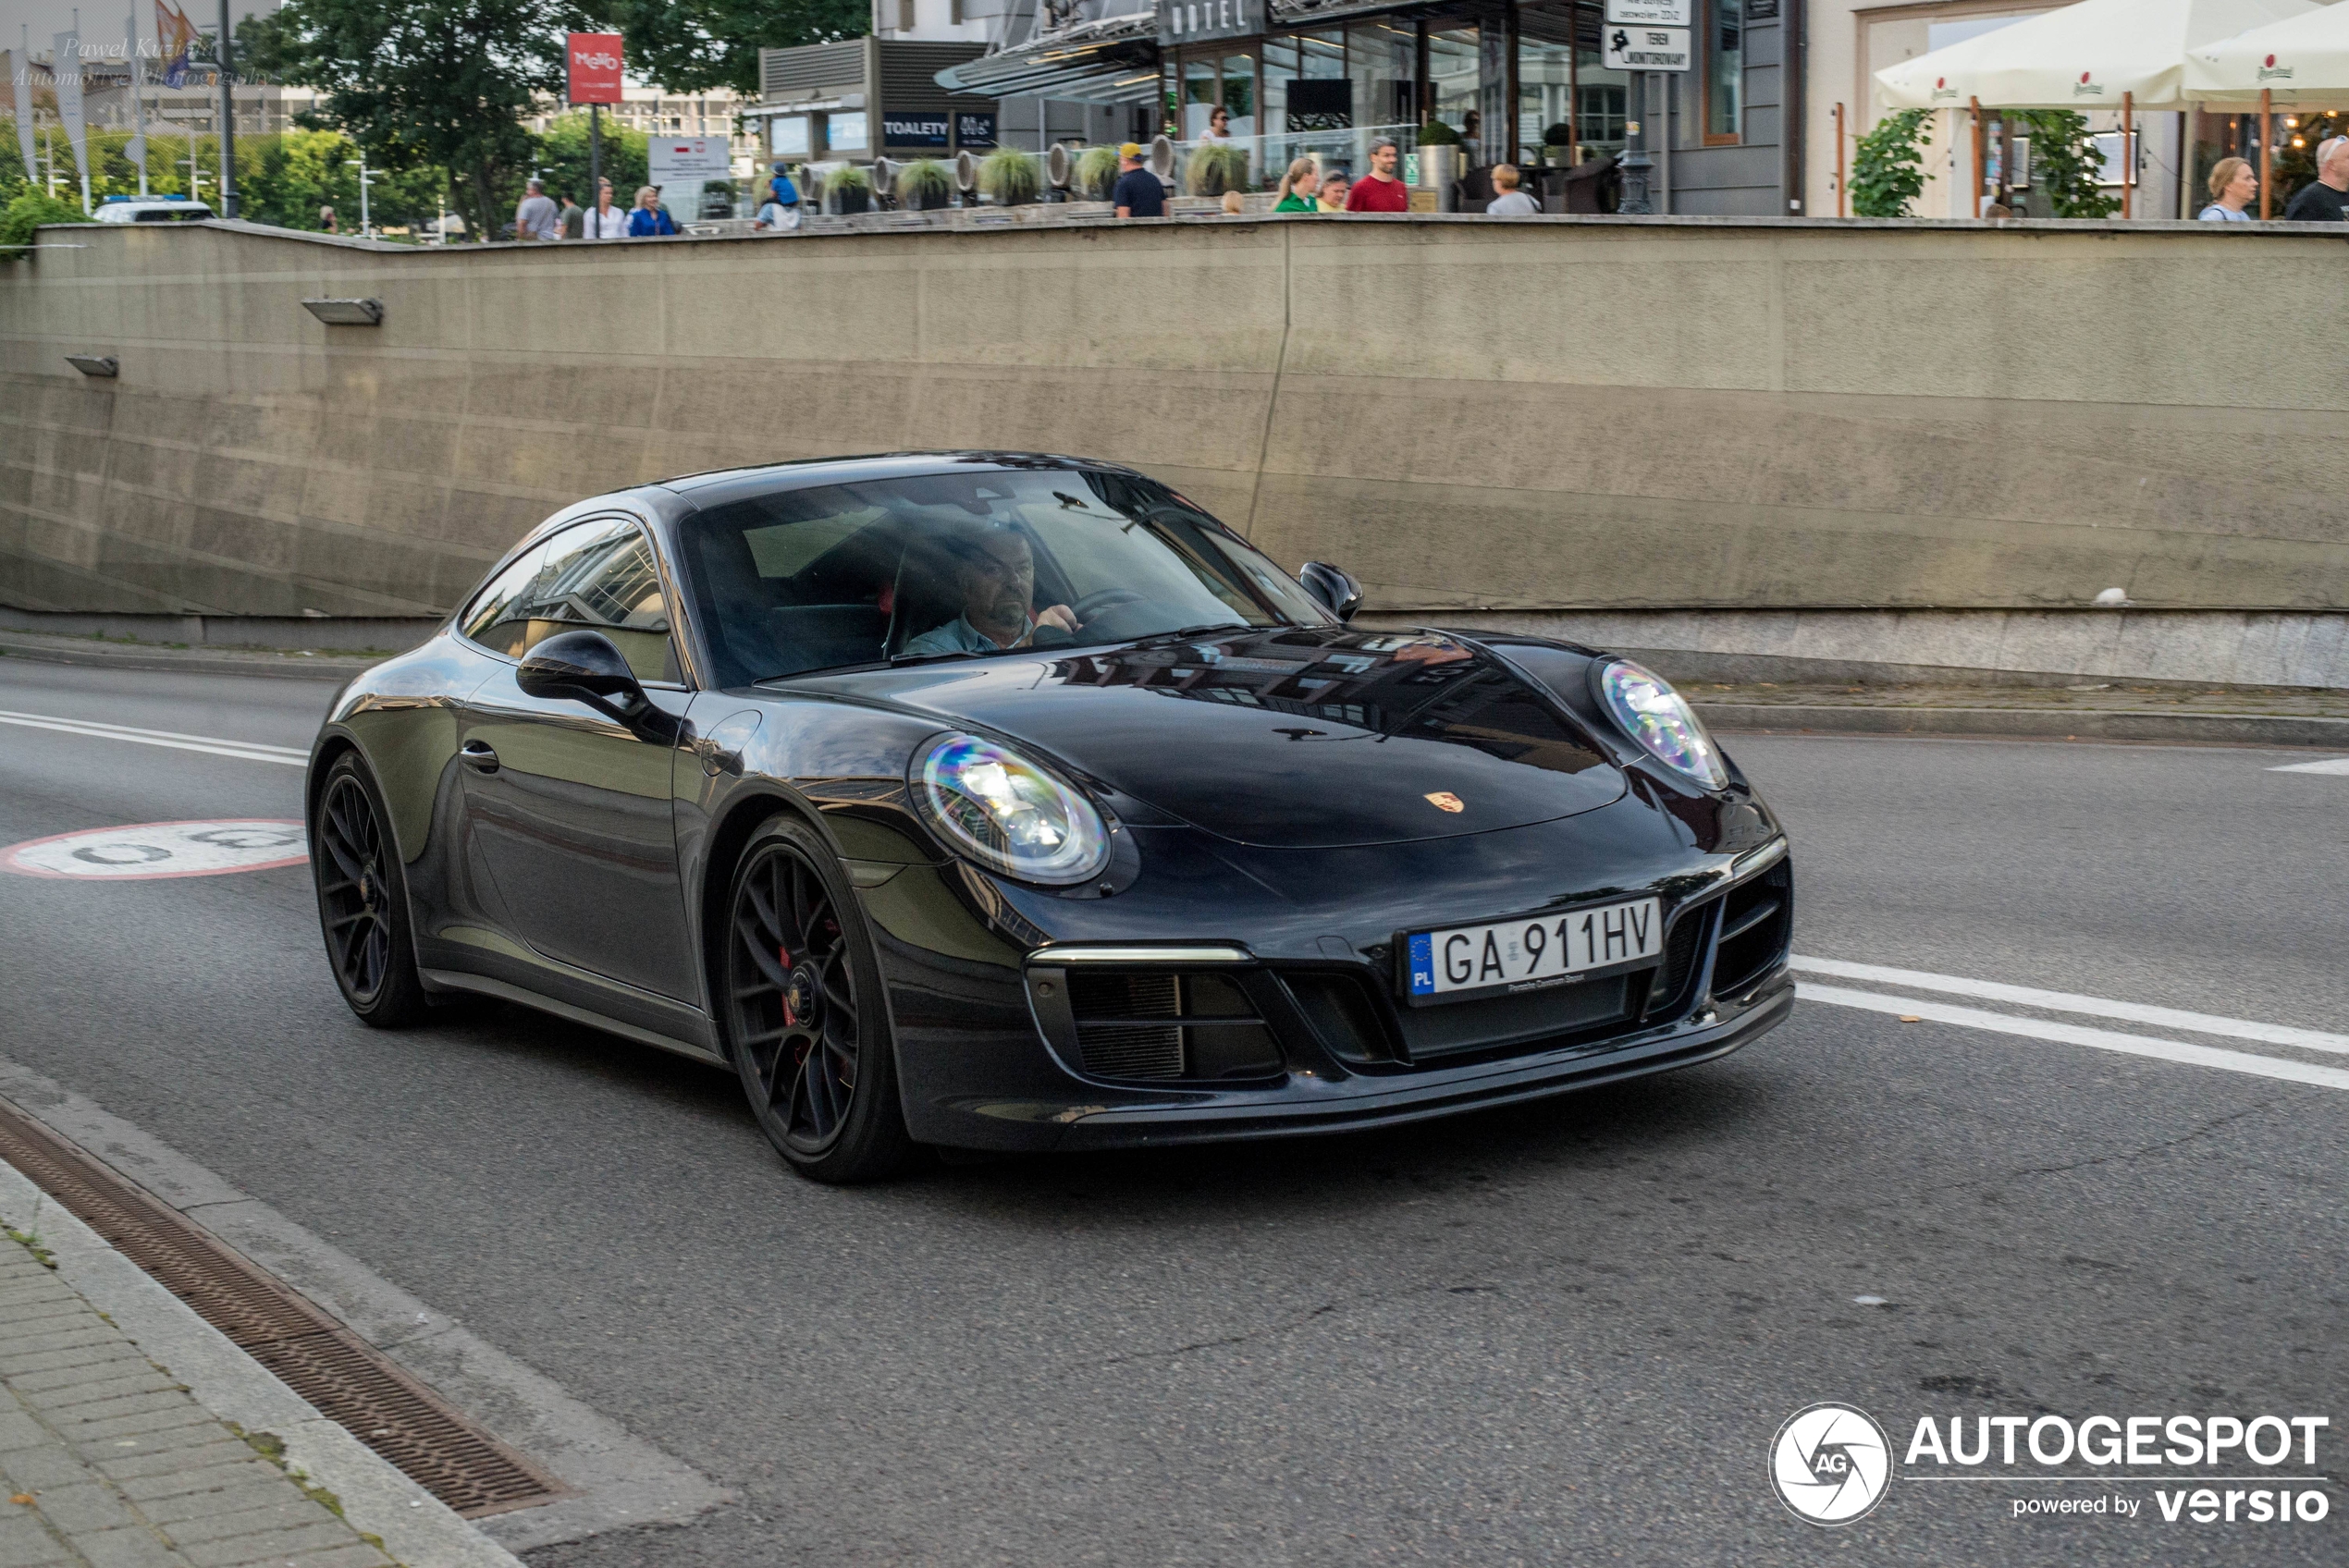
[784,968,817,1027]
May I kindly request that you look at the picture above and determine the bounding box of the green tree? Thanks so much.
[583,0,865,97]
[0,190,89,262]
[535,111,647,208]
[1850,108,1930,217]
[238,0,584,239]
[2013,110,2119,219]
[238,128,452,231]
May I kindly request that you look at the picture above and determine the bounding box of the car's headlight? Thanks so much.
[912,733,1111,886]
[1596,660,1728,790]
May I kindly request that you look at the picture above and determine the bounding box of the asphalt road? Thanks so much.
[1,654,2343,1566]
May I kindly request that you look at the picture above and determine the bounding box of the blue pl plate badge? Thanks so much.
[1408,932,1435,996]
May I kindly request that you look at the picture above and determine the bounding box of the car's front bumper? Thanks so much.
[1046,969,1791,1150]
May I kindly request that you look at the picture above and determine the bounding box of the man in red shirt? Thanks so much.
[1346,138,1410,213]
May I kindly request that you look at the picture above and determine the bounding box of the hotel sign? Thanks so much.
[1159,0,1260,45]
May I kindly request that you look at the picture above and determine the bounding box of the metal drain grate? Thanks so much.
[0,1095,569,1519]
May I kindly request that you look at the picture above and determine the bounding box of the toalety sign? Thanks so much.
[1773,1403,2334,1527]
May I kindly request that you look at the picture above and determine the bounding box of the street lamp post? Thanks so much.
[345,154,373,237]
[215,0,235,216]
[1618,72,1654,214]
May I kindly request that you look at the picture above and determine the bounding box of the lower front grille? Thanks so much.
[1714,860,1793,997]
[1031,966,1284,1083]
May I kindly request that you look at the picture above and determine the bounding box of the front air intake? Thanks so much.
[1028,966,1284,1083]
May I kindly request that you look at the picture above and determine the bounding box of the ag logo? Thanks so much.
[1770,1403,1892,1525]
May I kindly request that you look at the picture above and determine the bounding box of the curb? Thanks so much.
[1695,702,2349,750]
[0,632,377,683]
[0,1057,733,1554]
[0,1153,525,1568]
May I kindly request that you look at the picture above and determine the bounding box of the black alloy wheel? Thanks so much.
[313,753,428,1027]
[723,817,913,1182]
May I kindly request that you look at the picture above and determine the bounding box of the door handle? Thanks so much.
[459,740,499,774]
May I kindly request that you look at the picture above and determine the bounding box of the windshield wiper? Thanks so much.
[887,648,990,666]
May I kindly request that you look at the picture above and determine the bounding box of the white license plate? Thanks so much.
[1404,898,1664,1002]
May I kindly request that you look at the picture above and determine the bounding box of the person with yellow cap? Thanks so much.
[1112,142,1164,219]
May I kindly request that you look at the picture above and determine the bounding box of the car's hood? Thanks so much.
[795,627,1627,849]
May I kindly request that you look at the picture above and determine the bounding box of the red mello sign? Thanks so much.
[568,32,623,104]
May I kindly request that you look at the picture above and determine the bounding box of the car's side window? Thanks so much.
[459,520,683,684]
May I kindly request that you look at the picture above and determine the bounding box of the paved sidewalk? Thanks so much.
[0,1234,394,1568]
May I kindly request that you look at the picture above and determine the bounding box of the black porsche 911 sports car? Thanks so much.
[308,453,1792,1182]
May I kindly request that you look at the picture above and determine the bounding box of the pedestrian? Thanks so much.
[559,191,584,239]
[1317,170,1351,212]
[766,162,801,210]
[754,186,801,232]
[1112,143,1164,219]
[585,180,626,239]
[1273,157,1320,213]
[627,185,679,238]
[1346,138,1409,212]
[2197,157,2257,222]
[514,178,560,241]
[1200,104,1232,142]
[2282,136,2349,221]
[317,204,338,234]
[1485,163,1539,215]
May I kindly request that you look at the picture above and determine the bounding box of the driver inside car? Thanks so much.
[902,525,1078,656]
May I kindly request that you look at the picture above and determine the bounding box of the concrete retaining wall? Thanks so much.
[3,214,2344,681]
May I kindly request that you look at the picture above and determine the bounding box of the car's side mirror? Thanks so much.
[517,630,678,741]
[1299,561,1363,623]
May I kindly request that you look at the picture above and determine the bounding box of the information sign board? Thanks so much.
[1603,25,1691,71]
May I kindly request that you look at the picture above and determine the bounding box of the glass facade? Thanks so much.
[1705,0,1742,144]
[1141,0,1761,204]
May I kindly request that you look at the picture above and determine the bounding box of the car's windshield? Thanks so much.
[675,466,1334,686]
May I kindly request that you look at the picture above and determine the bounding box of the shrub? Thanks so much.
[1543,122,1575,149]
[825,163,871,214]
[0,191,90,262]
[897,157,953,209]
[1074,145,1120,201]
[2011,110,2121,218]
[1851,108,1930,217]
[977,147,1039,205]
[1182,141,1249,197]
[1417,120,1464,147]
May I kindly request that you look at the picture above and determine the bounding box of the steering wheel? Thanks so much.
[1070,588,1145,621]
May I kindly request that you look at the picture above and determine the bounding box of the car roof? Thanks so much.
[648,451,1142,510]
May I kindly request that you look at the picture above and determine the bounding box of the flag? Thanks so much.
[11,32,37,184]
[54,31,92,211]
[156,0,196,89]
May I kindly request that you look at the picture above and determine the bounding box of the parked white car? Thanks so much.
[94,197,214,223]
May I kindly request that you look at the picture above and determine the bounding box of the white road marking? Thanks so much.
[1790,955,2349,1057]
[1798,984,2349,1094]
[2,820,307,879]
[2269,755,2349,774]
[0,710,309,767]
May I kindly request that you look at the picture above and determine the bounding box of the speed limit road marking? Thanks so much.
[1,820,309,880]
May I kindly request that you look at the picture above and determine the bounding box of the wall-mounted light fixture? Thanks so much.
[65,355,119,377]
[301,297,385,325]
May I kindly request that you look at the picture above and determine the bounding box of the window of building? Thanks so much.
[1704,0,1741,145]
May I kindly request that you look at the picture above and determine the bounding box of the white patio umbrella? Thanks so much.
[1875,0,2317,112]
[1873,0,2317,216]
[2185,4,2349,104]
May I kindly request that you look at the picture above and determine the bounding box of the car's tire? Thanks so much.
[719,815,914,1184]
[312,752,430,1029]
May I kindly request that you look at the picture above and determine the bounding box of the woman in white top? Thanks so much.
[584,180,628,239]
[2198,156,2257,222]
[1199,104,1231,142]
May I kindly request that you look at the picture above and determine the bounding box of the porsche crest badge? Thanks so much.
[1424,791,1465,814]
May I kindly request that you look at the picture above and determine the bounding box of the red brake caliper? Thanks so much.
[779,946,796,1027]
